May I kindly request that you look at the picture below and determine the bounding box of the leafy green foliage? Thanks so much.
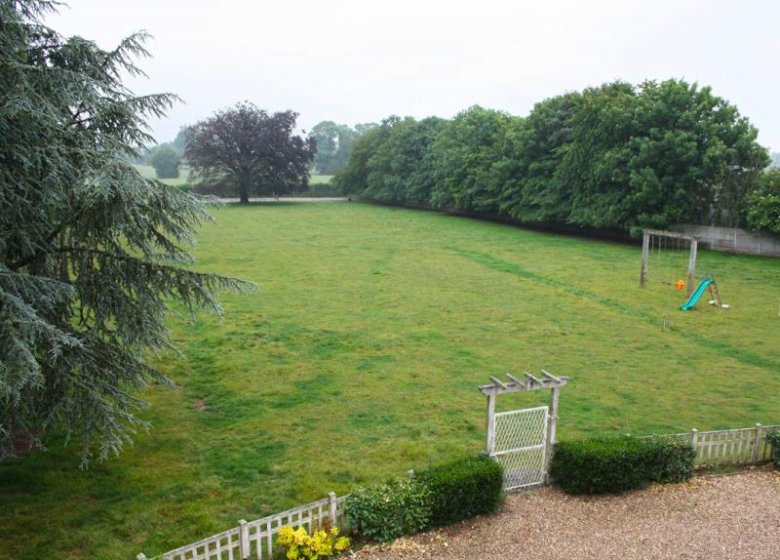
[308,121,375,175]
[171,127,188,156]
[767,430,780,467]
[346,455,502,542]
[346,477,432,543]
[427,106,514,214]
[363,116,446,205]
[498,92,579,223]
[149,144,181,179]
[746,169,780,235]
[550,436,695,495]
[559,80,768,234]
[339,80,768,235]
[332,116,395,197]
[416,455,503,527]
[551,438,649,494]
[0,0,251,466]
[643,436,696,483]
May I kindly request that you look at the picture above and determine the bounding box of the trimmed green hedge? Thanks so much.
[346,477,431,543]
[416,455,503,527]
[347,455,504,542]
[768,430,780,467]
[644,435,696,483]
[550,436,694,495]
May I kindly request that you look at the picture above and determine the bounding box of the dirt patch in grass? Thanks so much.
[353,468,780,560]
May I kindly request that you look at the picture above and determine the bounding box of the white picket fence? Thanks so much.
[138,492,348,560]
[138,423,778,560]
[675,423,779,468]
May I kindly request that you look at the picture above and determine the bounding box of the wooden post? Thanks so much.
[485,392,496,454]
[545,386,561,482]
[687,239,698,296]
[327,492,338,525]
[751,423,762,464]
[548,386,560,447]
[640,230,650,288]
[690,428,698,463]
[238,519,249,559]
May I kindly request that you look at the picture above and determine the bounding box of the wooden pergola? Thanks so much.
[479,370,568,487]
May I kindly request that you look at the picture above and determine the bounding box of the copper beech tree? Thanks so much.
[185,103,316,202]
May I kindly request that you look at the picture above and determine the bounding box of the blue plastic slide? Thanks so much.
[679,279,713,310]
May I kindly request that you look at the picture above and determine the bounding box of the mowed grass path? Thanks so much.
[1,202,778,559]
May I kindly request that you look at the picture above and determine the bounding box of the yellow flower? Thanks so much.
[278,523,349,559]
[277,526,294,547]
[293,527,307,546]
[335,536,350,552]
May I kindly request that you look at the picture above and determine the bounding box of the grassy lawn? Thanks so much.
[1,202,778,559]
[310,174,333,184]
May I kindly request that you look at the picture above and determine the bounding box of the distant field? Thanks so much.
[134,164,333,191]
[1,203,778,560]
[134,163,191,187]
[310,174,333,184]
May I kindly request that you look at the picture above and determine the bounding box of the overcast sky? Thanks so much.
[48,0,780,152]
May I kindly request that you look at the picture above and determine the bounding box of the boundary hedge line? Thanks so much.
[550,436,695,495]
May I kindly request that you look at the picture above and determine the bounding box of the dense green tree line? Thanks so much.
[308,121,377,175]
[746,169,780,235]
[334,80,771,236]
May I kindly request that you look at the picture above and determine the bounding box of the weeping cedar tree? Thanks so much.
[0,0,252,466]
[186,103,316,203]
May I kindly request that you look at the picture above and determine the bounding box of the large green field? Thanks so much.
[133,163,333,188]
[134,163,192,187]
[1,202,778,559]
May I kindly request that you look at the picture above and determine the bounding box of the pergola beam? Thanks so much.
[506,372,524,386]
[478,370,568,396]
[489,375,508,390]
[524,371,543,385]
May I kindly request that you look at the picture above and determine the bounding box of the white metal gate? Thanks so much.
[488,405,548,490]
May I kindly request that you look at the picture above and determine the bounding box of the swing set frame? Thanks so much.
[639,229,699,296]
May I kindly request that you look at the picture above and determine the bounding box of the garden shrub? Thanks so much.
[276,525,350,560]
[346,476,431,543]
[768,429,780,467]
[416,455,503,527]
[550,436,694,495]
[551,438,650,494]
[643,435,695,483]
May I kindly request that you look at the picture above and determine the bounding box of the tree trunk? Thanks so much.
[238,171,250,204]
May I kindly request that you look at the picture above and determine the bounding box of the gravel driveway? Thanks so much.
[351,468,779,560]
